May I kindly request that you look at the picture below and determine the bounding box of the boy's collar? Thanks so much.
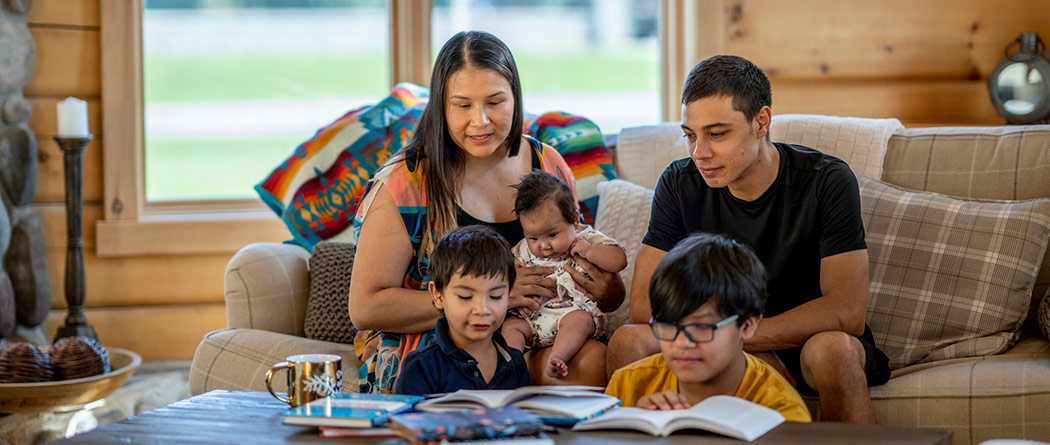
[434,318,513,362]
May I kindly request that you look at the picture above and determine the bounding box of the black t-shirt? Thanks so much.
[642,142,867,317]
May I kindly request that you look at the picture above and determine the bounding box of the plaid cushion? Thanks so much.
[303,241,357,343]
[883,126,1050,335]
[859,175,1050,369]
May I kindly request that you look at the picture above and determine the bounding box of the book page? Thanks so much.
[418,386,606,411]
[676,396,784,441]
[511,394,620,419]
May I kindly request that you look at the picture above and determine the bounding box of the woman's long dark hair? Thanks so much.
[405,31,524,257]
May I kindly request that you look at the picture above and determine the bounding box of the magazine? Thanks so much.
[571,395,784,441]
[389,406,547,444]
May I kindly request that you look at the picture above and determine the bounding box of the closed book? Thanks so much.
[389,406,546,444]
[282,393,423,428]
[572,395,785,441]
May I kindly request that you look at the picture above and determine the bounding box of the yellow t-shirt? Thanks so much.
[605,352,812,422]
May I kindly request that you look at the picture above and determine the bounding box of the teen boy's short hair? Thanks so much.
[512,170,579,224]
[649,233,766,325]
[429,225,516,291]
[681,55,771,123]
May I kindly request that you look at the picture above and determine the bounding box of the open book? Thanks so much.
[572,395,784,442]
[416,385,620,420]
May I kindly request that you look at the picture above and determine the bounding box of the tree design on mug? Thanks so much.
[304,369,341,395]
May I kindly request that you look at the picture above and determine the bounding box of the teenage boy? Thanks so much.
[394,225,532,395]
[606,55,890,423]
[605,233,810,422]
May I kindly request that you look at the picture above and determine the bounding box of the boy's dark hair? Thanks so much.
[649,233,766,326]
[512,170,578,224]
[429,225,516,291]
[681,55,771,123]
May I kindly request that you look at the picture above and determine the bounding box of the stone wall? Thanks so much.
[0,0,50,344]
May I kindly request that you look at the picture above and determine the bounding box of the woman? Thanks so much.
[350,31,624,394]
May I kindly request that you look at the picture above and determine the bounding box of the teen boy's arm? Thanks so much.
[744,249,868,351]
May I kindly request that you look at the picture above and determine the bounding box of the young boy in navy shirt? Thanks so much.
[395,225,532,395]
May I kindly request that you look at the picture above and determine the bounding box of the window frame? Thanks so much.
[96,0,716,257]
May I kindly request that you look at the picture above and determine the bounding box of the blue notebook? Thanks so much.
[282,393,423,428]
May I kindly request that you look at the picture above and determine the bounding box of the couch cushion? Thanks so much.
[883,126,1050,333]
[224,242,311,335]
[868,347,1050,445]
[859,175,1050,369]
[189,328,360,396]
[304,241,357,344]
[614,122,687,190]
[769,114,903,180]
[594,179,654,333]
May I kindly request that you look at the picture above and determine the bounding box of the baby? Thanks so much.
[501,170,628,378]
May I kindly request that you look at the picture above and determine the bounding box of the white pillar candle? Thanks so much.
[57,97,90,137]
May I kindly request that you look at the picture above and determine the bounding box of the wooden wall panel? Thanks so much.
[726,0,1050,81]
[771,80,1001,124]
[44,249,228,308]
[28,0,101,28]
[43,303,226,361]
[36,202,101,250]
[34,137,103,203]
[24,27,100,97]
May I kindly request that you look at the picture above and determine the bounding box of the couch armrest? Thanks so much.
[189,328,360,396]
[224,242,311,336]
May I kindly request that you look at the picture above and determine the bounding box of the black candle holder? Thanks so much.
[53,135,98,343]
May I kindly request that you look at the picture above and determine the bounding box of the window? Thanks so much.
[431,0,660,134]
[100,0,713,256]
[142,0,390,202]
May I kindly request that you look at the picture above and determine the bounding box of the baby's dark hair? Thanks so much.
[512,170,578,224]
[429,225,516,291]
[649,233,766,325]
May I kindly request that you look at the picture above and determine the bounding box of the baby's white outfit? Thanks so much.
[510,225,623,347]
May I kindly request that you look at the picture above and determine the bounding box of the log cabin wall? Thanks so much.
[29,0,227,360]
[705,0,1050,125]
[24,0,1050,360]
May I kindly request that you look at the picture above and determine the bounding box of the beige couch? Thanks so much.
[191,115,1050,445]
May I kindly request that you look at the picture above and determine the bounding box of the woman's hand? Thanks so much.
[510,262,554,314]
[565,255,625,312]
[637,390,692,410]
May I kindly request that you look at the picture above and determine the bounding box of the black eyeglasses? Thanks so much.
[649,314,739,343]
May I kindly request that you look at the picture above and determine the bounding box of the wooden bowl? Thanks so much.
[0,347,141,413]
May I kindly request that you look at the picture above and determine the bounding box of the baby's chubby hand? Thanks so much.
[569,237,591,258]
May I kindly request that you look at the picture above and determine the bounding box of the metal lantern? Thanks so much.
[988,32,1050,124]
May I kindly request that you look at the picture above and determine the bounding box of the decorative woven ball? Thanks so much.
[0,342,53,383]
[49,336,110,381]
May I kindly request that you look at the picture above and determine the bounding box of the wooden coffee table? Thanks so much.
[52,390,951,444]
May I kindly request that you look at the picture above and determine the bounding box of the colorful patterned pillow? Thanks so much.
[524,112,617,225]
[256,83,428,249]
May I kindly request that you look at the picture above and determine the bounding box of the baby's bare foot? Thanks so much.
[545,357,569,378]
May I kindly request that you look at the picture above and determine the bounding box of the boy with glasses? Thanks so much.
[604,233,810,422]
